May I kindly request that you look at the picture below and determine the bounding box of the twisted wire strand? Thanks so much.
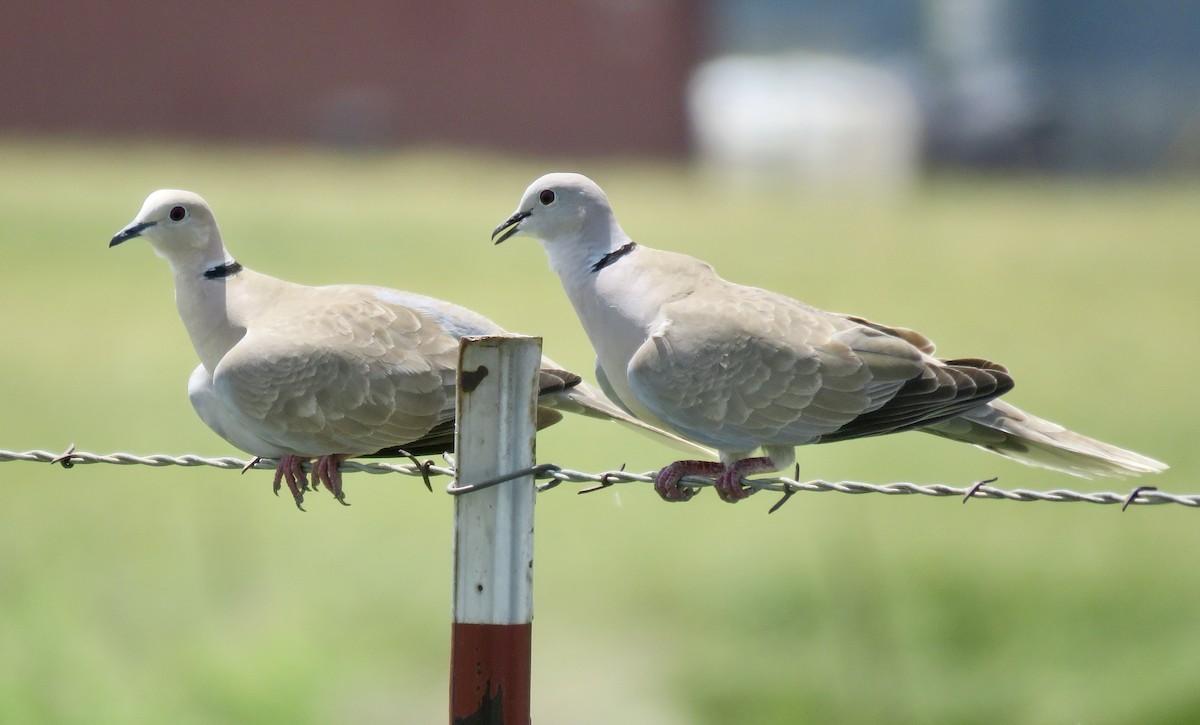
[2,446,1194,510]
[0,447,456,478]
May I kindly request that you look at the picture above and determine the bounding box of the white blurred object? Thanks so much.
[688,54,921,191]
[923,0,1043,167]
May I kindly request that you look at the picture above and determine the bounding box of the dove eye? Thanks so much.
[539,189,556,205]
[169,205,187,222]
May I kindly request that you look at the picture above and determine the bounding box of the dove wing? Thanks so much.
[213,287,458,457]
[627,281,1011,451]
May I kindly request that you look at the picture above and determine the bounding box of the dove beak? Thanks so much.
[492,210,531,245]
[109,220,156,247]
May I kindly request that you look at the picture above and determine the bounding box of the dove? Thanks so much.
[493,172,1167,503]
[110,189,707,509]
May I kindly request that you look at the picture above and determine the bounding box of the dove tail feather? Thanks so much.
[547,382,716,457]
[923,400,1168,478]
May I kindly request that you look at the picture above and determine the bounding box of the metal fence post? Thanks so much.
[450,335,540,725]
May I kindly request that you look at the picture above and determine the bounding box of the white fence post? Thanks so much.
[450,335,540,725]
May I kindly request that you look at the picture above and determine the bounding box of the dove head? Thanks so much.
[110,190,227,274]
[492,173,626,258]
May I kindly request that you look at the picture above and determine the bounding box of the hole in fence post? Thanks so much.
[450,335,540,725]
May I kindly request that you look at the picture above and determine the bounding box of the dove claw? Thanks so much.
[653,460,724,502]
[713,457,775,503]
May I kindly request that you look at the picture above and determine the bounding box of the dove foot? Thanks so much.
[313,454,351,506]
[272,455,312,510]
[714,457,777,503]
[654,460,724,502]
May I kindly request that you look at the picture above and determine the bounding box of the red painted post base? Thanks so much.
[450,622,532,725]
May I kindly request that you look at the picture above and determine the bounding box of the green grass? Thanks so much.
[1,137,1198,724]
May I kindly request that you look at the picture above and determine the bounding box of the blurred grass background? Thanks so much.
[0,138,1197,724]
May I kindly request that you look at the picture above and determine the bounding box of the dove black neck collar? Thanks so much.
[589,241,637,274]
[203,260,243,279]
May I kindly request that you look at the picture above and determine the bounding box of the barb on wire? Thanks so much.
[578,463,628,495]
[392,448,437,492]
[2,447,1197,510]
[768,465,803,514]
[49,443,79,469]
[962,477,1000,504]
[1122,485,1158,512]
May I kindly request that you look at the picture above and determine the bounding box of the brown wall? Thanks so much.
[0,1,701,156]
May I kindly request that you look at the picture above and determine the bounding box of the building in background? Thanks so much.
[0,1,700,157]
[704,0,1200,174]
[2,1,1198,175]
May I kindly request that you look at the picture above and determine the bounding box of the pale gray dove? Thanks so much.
[493,172,1167,503]
[110,189,708,509]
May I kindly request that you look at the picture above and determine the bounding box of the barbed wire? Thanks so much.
[2,446,1193,512]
